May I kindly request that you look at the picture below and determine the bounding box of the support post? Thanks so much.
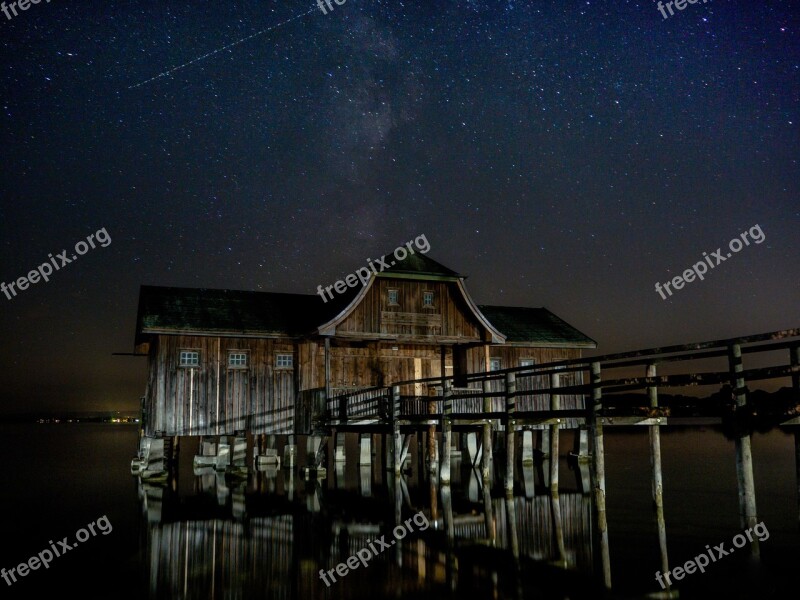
[647,363,669,582]
[504,372,516,494]
[392,385,402,476]
[590,361,611,589]
[791,345,800,525]
[482,378,494,483]
[729,343,758,541]
[549,372,561,493]
[440,381,453,484]
[324,337,331,401]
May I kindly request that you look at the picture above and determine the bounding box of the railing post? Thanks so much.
[504,372,516,494]
[482,378,494,483]
[392,385,402,476]
[440,381,453,484]
[589,361,611,589]
[729,343,758,540]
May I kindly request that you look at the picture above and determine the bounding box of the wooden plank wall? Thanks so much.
[145,335,296,436]
[335,280,483,340]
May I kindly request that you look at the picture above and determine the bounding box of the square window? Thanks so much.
[179,350,199,367]
[229,352,248,367]
[489,358,502,371]
[423,291,434,306]
[276,353,293,368]
[388,289,399,305]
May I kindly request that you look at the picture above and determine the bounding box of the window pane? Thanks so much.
[179,350,199,367]
[490,358,501,371]
[229,352,247,366]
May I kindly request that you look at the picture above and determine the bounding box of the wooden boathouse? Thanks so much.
[131,254,596,473]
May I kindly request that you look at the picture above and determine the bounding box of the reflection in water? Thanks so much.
[138,447,606,600]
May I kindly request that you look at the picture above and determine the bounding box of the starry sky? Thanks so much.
[0,0,797,414]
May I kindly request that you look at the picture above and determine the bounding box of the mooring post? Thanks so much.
[729,343,759,540]
[392,385,402,476]
[590,360,611,589]
[647,363,669,581]
[549,372,561,494]
[428,390,438,476]
[440,381,454,484]
[482,378,494,483]
[791,345,800,525]
[505,372,516,494]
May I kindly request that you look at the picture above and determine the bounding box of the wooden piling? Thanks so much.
[590,361,611,589]
[549,372,561,494]
[440,382,453,484]
[647,363,669,580]
[794,343,800,525]
[392,386,402,476]
[729,343,759,537]
[505,372,516,494]
[482,378,494,483]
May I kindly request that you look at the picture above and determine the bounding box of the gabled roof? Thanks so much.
[135,286,333,344]
[477,305,597,348]
[134,260,596,349]
[378,253,462,280]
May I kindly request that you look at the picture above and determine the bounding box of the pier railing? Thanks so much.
[320,327,800,428]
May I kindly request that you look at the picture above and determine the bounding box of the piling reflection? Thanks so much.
[138,460,613,599]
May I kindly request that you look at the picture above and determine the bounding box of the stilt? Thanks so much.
[589,361,611,589]
[521,430,534,465]
[482,379,494,483]
[440,382,453,484]
[572,427,590,461]
[540,428,551,458]
[504,372,516,494]
[647,363,670,583]
[549,372,560,493]
[729,343,759,544]
[359,433,372,466]
[284,434,296,468]
[791,345,800,525]
[334,431,346,462]
[393,385,403,475]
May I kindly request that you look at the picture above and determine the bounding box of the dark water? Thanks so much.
[0,423,798,599]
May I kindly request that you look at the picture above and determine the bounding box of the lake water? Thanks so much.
[0,423,797,599]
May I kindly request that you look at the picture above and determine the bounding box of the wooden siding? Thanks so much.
[334,280,484,341]
[145,335,296,436]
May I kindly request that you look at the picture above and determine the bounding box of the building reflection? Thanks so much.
[137,449,608,599]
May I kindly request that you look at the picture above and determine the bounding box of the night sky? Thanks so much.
[0,1,797,414]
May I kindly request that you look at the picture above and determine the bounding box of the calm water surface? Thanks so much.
[0,423,798,599]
